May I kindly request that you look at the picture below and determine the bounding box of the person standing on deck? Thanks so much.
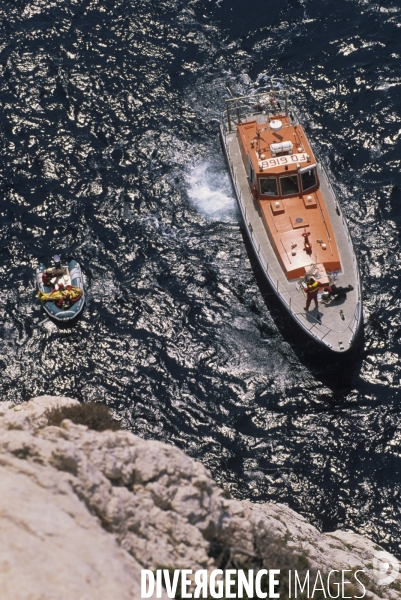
[304,277,319,311]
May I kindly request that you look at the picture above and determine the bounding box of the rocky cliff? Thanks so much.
[0,396,399,600]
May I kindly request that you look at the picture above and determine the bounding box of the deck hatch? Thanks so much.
[274,214,292,232]
[303,194,317,208]
[271,200,284,215]
[290,213,309,229]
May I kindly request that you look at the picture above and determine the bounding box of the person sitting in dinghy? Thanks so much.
[42,256,66,288]
[42,266,64,287]
[322,283,354,302]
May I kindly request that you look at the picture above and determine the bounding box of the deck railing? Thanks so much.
[222,88,297,135]
[316,161,362,332]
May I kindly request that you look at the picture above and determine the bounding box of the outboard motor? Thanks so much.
[53,255,61,269]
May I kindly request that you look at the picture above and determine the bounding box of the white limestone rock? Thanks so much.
[0,394,79,430]
[0,395,399,600]
[0,462,142,600]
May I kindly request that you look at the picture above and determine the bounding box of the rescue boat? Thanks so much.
[36,255,85,322]
[220,89,362,352]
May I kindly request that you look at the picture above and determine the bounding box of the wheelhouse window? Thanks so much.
[260,177,278,196]
[280,175,299,196]
[301,167,317,192]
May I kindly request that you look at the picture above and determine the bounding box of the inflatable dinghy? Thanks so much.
[36,255,85,322]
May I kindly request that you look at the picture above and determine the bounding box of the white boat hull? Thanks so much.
[220,123,362,353]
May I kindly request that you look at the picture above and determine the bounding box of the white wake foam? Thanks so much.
[186,160,237,222]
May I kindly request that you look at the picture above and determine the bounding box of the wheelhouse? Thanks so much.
[258,164,318,199]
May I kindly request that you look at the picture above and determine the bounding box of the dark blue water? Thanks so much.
[1,0,401,555]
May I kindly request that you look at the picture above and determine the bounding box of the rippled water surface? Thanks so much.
[1,0,401,555]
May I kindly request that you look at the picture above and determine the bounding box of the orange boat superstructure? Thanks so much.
[237,114,341,281]
[220,89,362,352]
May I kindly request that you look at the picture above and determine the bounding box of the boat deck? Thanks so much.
[221,121,362,352]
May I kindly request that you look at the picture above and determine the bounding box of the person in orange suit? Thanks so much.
[304,277,319,311]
